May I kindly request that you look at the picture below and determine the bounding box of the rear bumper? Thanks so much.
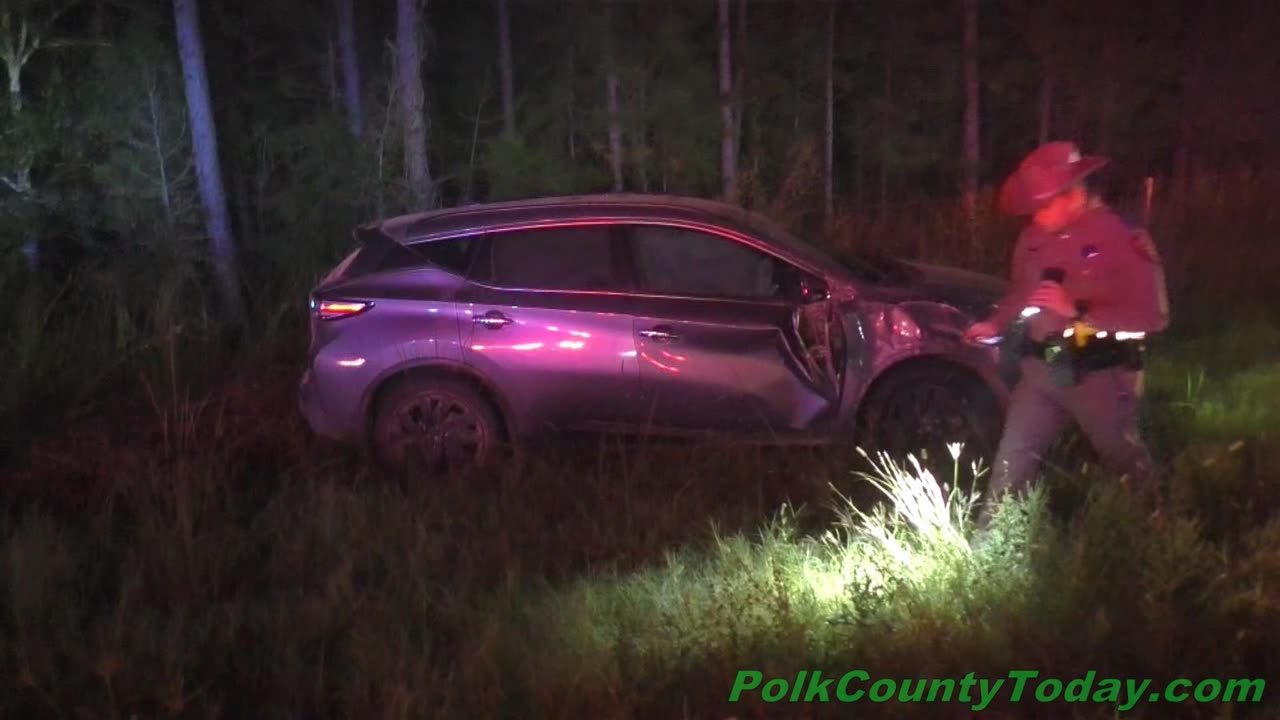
[298,368,354,442]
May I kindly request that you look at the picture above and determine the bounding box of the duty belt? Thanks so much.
[1023,335,1145,373]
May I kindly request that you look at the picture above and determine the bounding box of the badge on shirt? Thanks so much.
[1131,231,1161,263]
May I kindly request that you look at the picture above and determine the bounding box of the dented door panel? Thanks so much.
[630,296,838,434]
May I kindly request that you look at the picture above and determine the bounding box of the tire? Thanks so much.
[371,375,505,477]
[855,362,1003,492]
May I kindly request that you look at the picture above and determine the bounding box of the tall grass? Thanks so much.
[5,429,1279,717]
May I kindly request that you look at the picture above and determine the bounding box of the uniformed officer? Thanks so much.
[964,141,1170,525]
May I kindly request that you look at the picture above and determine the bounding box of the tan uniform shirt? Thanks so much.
[988,200,1170,342]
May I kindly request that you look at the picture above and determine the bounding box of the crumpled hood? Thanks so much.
[897,260,1007,317]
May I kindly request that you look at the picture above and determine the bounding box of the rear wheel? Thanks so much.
[855,362,1003,492]
[371,376,504,477]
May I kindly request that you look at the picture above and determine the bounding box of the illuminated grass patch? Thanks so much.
[515,446,1043,684]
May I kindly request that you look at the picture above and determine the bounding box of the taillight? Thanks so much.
[314,298,374,320]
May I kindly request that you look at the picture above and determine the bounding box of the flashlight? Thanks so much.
[1029,267,1094,347]
[1020,267,1065,318]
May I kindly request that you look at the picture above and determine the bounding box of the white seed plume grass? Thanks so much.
[820,446,989,596]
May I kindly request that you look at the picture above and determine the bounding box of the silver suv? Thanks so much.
[299,194,1010,474]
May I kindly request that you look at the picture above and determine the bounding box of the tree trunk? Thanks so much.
[604,0,623,192]
[1096,7,1118,157]
[464,73,488,203]
[961,0,979,219]
[174,0,243,321]
[496,0,515,137]
[327,33,339,112]
[1037,69,1052,146]
[717,0,736,202]
[880,59,891,215]
[634,77,649,192]
[397,0,431,208]
[823,0,835,222]
[567,42,576,161]
[733,0,746,171]
[336,0,363,138]
[2,42,35,269]
[1174,68,1195,193]
[5,56,23,114]
[854,103,863,211]
[147,81,175,226]
[91,0,106,37]
[375,72,397,217]
[1173,5,1202,194]
[658,133,667,193]
[1097,86,1114,157]
[606,68,622,191]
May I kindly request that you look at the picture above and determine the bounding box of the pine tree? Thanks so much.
[173,0,243,319]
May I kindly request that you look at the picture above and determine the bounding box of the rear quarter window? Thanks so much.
[408,237,478,276]
[342,235,478,279]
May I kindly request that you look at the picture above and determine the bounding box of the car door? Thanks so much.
[458,223,642,433]
[621,222,841,437]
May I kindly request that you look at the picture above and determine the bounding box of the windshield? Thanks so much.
[731,207,916,285]
[831,247,922,285]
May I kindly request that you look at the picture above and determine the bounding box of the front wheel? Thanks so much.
[855,363,1003,492]
[371,375,505,477]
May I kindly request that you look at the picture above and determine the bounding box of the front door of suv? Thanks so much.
[459,223,642,434]
[621,223,839,438]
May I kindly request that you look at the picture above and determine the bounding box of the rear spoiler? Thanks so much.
[340,225,430,280]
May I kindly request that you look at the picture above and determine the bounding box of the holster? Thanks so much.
[996,318,1028,383]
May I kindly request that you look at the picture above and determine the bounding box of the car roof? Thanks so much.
[367,193,845,276]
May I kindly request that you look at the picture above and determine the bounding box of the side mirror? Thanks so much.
[780,267,830,304]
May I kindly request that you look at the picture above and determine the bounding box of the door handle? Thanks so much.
[474,310,514,329]
[638,325,678,342]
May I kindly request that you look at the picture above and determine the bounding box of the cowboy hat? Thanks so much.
[998,141,1109,216]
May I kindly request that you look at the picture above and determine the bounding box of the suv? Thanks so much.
[299,194,1011,475]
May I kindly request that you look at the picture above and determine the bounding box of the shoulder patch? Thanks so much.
[1131,230,1161,263]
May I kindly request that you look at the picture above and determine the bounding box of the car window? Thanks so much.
[483,225,616,291]
[371,242,428,273]
[630,225,782,299]
[340,233,476,278]
[407,237,476,275]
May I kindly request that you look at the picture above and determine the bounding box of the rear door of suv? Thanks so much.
[458,223,643,434]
